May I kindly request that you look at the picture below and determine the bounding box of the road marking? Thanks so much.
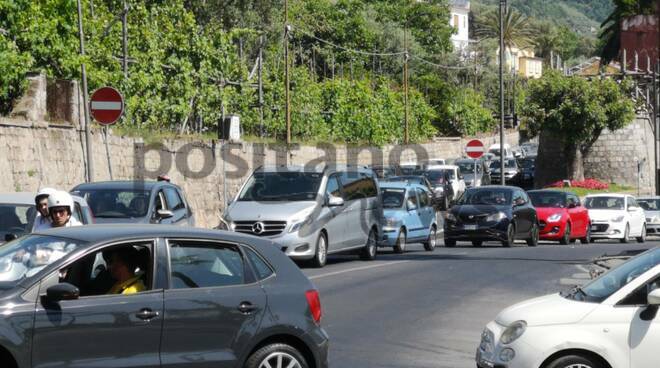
[576,264,591,273]
[309,260,411,280]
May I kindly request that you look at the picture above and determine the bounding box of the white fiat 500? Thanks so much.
[585,194,646,243]
[477,247,660,368]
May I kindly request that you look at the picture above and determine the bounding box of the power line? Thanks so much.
[410,54,484,70]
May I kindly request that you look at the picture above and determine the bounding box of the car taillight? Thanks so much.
[305,289,322,324]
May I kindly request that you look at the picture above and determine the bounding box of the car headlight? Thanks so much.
[485,212,506,222]
[384,217,402,227]
[479,328,494,353]
[611,215,625,222]
[547,213,562,222]
[500,320,527,344]
[289,217,312,233]
[445,212,457,222]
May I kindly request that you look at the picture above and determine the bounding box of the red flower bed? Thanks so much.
[546,178,609,190]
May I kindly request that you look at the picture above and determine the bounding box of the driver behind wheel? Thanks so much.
[107,247,146,295]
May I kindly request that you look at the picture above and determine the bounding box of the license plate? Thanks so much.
[465,225,478,231]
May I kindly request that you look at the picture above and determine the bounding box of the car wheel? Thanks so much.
[360,228,378,260]
[444,238,456,247]
[580,224,592,244]
[526,222,539,247]
[501,224,515,247]
[423,226,436,251]
[620,224,630,244]
[560,224,571,245]
[545,354,602,368]
[394,229,407,254]
[637,224,646,243]
[245,343,308,368]
[472,240,483,247]
[310,232,328,268]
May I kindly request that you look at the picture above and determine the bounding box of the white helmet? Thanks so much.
[47,191,74,213]
[35,187,57,202]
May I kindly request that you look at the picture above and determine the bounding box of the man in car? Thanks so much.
[47,191,82,229]
[33,187,57,231]
[107,247,146,295]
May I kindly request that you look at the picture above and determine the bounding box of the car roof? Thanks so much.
[467,185,518,191]
[0,192,87,205]
[71,181,173,191]
[637,197,660,200]
[380,182,425,190]
[32,224,260,245]
[429,164,458,170]
[527,189,567,195]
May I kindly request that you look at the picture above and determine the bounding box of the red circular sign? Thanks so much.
[465,139,485,159]
[90,87,124,125]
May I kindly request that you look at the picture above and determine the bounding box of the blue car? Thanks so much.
[379,182,438,253]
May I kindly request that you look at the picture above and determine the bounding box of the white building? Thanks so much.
[450,0,470,53]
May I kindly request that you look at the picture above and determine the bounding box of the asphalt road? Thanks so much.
[301,239,659,368]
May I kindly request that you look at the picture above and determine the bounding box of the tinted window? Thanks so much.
[381,188,405,208]
[0,204,32,236]
[456,161,476,174]
[168,241,244,288]
[585,197,625,210]
[73,189,151,218]
[418,188,430,208]
[341,172,377,200]
[244,247,274,280]
[639,199,660,210]
[238,171,322,202]
[425,170,448,184]
[164,188,185,211]
[458,188,512,205]
[326,175,341,198]
[528,191,566,208]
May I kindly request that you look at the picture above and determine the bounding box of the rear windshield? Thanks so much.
[0,204,34,237]
[239,172,322,201]
[585,197,624,210]
[73,189,151,218]
[381,188,405,208]
[528,192,566,208]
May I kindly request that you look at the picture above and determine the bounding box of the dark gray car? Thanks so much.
[71,181,195,226]
[0,225,328,368]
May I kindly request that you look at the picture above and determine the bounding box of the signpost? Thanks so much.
[90,87,124,180]
[466,140,484,187]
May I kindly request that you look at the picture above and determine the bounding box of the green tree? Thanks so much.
[474,7,534,53]
[443,88,495,136]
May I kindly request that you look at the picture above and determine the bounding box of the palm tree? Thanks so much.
[532,22,560,63]
[599,0,656,65]
[474,7,534,56]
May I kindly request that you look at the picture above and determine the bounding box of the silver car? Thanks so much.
[638,197,660,235]
[219,165,382,267]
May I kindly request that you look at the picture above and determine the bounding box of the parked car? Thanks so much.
[489,158,520,185]
[0,225,329,368]
[71,181,195,226]
[528,190,591,244]
[518,157,536,188]
[455,158,490,188]
[585,194,646,243]
[422,169,454,210]
[428,165,465,200]
[219,165,381,267]
[638,196,660,235]
[444,186,538,247]
[477,246,660,368]
[0,192,93,243]
[379,183,438,253]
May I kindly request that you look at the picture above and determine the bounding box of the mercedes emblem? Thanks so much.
[252,222,265,234]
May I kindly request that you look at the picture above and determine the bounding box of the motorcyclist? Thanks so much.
[46,191,82,228]
[32,187,57,231]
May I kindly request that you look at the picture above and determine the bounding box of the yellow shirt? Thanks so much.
[109,275,146,295]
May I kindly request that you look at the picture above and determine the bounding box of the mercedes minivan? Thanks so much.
[218,165,382,267]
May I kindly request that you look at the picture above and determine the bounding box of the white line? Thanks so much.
[91,101,122,110]
[576,264,590,273]
[309,260,411,280]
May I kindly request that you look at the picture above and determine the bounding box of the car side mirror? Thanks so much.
[4,233,18,242]
[157,209,174,219]
[327,195,344,207]
[648,289,660,305]
[46,283,80,302]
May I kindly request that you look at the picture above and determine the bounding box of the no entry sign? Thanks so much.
[465,139,485,159]
[90,87,124,125]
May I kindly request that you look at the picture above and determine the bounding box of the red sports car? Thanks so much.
[528,190,591,244]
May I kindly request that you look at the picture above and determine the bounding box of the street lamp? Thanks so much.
[499,0,506,185]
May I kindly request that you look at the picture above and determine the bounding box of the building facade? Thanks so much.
[450,0,470,53]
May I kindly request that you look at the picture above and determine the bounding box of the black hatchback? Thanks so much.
[0,225,328,368]
[443,186,538,247]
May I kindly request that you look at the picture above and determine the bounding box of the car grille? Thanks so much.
[234,221,287,236]
[458,213,488,224]
[592,223,609,233]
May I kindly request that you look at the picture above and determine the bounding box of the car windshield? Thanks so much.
[425,170,447,184]
[0,204,34,238]
[490,159,516,169]
[528,192,566,208]
[638,199,660,211]
[238,171,322,201]
[568,248,660,303]
[73,189,151,218]
[386,176,423,185]
[585,196,625,210]
[456,162,475,174]
[381,188,405,208]
[399,166,422,175]
[458,188,512,206]
[0,235,86,285]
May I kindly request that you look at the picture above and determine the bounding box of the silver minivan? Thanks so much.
[218,165,382,267]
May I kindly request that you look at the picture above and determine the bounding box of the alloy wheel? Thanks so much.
[317,235,327,266]
[562,365,593,368]
[258,352,304,368]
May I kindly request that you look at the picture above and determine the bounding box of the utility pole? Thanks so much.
[403,26,409,145]
[284,0,291,146]
[258,34,265,138]
[77,0,94,182]
[499,0,506,185]
[122,0,128,79]
[654,61,659,195]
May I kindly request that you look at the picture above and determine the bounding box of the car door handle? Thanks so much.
[135,308,159,320]
[238,302,256,315]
